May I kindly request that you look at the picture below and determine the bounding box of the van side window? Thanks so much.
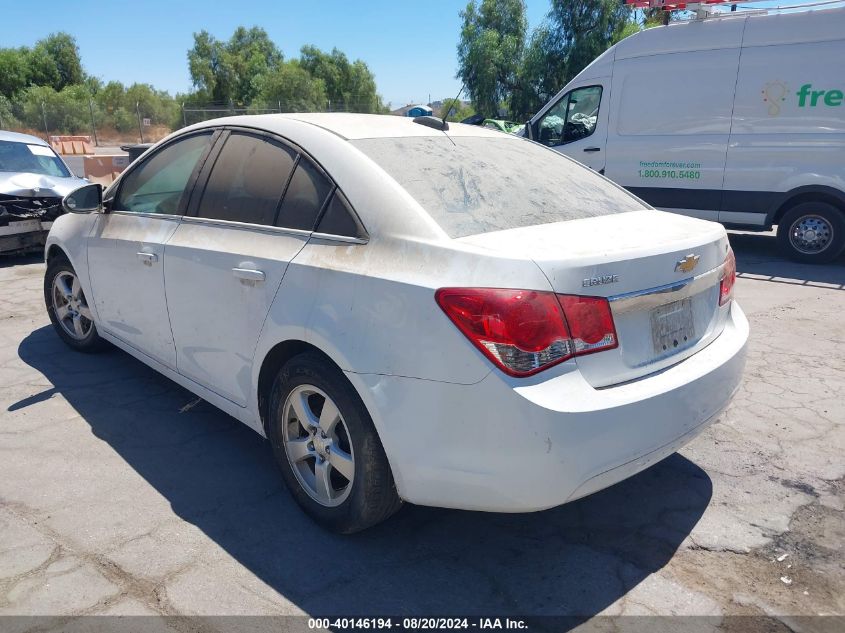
[536,86,602,147]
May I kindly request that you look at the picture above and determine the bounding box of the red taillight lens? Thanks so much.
[436,288,618,377]
[719,248,736,306]
[557,295,618,355]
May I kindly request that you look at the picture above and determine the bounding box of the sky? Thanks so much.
[0,0,826,108]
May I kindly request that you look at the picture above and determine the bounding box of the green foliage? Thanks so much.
[457,0,528,119]
[187,26,283,104]
[458,0,635,120]
[440,98,476,122]
[299,46,385,113]
[0,32,85,98]
[254,61,327,112]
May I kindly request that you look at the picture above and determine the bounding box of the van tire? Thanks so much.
[776,202,845,264]
[267,352,402,533]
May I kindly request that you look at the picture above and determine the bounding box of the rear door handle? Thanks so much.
[137,252,158,265]
[583,147,601,153]
[232,268,265,283]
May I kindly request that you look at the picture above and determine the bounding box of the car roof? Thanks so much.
[191,112,508,141]
[0,130,50,146]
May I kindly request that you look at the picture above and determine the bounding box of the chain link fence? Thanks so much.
[0,97,390,146]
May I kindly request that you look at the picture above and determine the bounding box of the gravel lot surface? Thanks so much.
[0,231,842,629]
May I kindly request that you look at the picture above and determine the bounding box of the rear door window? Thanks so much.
[276,157,333,231]
[196,132,296,226]
[316,190,366,239]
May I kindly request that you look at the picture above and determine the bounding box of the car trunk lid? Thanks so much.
[458,210,732,386]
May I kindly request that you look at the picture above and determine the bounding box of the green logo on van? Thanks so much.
[762,81,789,116]
[797,84,845,108]
[763,82,843,116]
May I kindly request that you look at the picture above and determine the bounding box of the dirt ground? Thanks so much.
[0,231,842,631]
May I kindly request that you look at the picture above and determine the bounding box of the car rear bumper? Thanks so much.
[350,301,749,512]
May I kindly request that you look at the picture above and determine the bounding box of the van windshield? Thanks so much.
[352,135,643,238]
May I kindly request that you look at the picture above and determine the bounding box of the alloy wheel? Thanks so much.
[282,384,355,507]
[51,271,94,340]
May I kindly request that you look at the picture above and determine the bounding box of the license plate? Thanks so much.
[651,299,695,355]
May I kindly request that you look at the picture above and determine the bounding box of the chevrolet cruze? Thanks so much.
[44,113,748,533]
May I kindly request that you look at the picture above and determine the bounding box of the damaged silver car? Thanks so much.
[0,131,88,255]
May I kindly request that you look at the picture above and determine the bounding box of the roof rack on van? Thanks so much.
[623,0,843,17]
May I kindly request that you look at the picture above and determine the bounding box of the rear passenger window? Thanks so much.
[316,190,366,239]
[197,133,295,225]
[276,158,333,231]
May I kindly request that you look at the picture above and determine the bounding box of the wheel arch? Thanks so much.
[769,186,845,226]
[45,243,69,263]
[256,339,343,435]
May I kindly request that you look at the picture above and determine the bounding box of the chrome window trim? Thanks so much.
[179,215,312,238]
[608,263,725,314]
[177,215,368,244]
[109,210,183,221]
[310,232,369,245]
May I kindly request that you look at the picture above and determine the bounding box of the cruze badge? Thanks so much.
[582,274,620,288]
[675,254,700,273]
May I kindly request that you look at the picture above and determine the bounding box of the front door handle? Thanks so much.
[232,268,265,283]
[583,147,601,153]
[137,252,158,266]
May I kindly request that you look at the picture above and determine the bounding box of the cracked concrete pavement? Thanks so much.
[0,231,842,626]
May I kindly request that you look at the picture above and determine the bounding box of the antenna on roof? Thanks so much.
[443,84,465,129]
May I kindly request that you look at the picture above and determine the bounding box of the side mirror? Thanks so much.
[62,183,103,214]
[525,120,534,140]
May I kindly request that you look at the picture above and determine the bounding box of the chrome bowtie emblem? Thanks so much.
[675,254,700,274]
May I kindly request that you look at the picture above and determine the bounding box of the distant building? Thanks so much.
[391,104,434,117]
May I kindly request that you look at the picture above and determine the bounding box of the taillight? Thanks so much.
[435,288,618,377]
[719,248,736,306]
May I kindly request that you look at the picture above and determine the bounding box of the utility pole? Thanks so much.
[136,101,144,143]
[41,102,49,141]
[88,99,99,147]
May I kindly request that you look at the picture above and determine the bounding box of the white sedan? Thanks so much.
[44,114,748,533]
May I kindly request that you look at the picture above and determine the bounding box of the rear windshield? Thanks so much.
[0,141,71,178]
[352,135,643,238]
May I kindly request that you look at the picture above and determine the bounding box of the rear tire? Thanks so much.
[776,201,845,264]
[267,352,402,533]
[44,257,107,352]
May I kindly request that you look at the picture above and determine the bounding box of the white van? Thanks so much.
[525,7,845,263]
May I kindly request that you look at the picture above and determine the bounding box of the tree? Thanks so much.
[299,46,384,113]
[439,97,476,122]
[457,0,528,118]
[0,48,30,97]
[512,0,631,119]
[187,27,283,104]
[255,61,326,112]
[36,33,85,90]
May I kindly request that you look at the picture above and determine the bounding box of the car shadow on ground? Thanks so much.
[0,253,42,268]
[14,326,713,620]
[728,231,845,289]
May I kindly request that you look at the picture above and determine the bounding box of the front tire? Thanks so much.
[44,257,107,352]
[268,352,401,533]
[776,201,845,264]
